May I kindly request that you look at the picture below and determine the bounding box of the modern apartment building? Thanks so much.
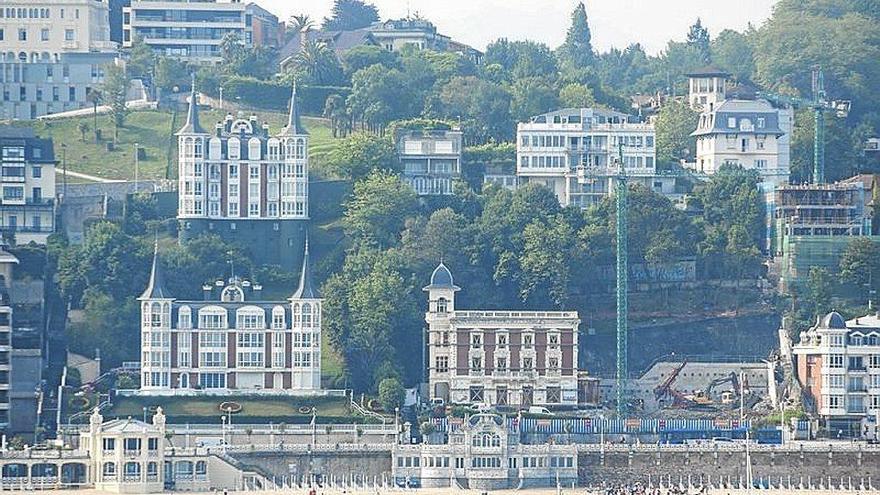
[686,68,794,186]
[516,108,673,208]
[176,84,309,269]
[123,0,250,63]
[138,241,323,395]
[792,311,880,437]
[370,18,481,62]
[0,250,14,430]
[425,263,582,407]
[397,129,462,196]
[0,0,118,119]
[0,127,56,245]
[245,2,281,49]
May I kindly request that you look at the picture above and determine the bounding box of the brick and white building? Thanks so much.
[176,83,309,269]
[792,311,880,437]
[0,127,56,244]
[138,239,322,395]
[397,129,462,196]
[516,108,675,208]
[424,263,582,407]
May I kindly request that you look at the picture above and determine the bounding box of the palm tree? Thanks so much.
[296,40,337,84]
[77,122,90,142]
[289,14,315,35]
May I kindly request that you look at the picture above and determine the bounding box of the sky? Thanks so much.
[259,0,779,54]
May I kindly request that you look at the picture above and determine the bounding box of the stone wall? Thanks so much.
[229,450,391,482]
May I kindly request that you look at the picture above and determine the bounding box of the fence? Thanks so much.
[430,416,754,435]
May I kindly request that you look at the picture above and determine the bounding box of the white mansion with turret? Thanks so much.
[138,240,323,395]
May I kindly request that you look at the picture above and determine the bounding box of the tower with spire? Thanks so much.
[176,80,309,271]
[138,241,175,391]
[289,237,322,390]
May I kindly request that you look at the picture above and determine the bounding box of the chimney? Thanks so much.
[253,284,263,298]
[215,122,223,138]
[202,284,212,300]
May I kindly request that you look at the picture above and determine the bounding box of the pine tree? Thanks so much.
[686,18,711,64]
[559,2,594,70]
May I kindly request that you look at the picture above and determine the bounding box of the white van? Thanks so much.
[527,406,553,415]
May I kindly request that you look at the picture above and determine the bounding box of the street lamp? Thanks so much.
[133,142,139,192]
[60,143,67,200]
[219,86,224,110]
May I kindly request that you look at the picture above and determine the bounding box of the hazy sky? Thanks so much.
[259,0,779,54]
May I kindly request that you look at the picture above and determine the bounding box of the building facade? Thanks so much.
[393,413,578,490]
[425,263,581,407]
[123,0,250,63]
[0,250,15,430]
[176,84,309,269]
[245,3,281,49]
[397,129,462,196]
[686,69,793,186]
[0,0,118,119]
[138,240,322,395]
[516,108,673,208]
[792,311,880,437]
[0,127,56,244]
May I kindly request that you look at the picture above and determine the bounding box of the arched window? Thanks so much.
[178,306,191,329]
[174,460,193,477]
[437,298,448,313]
[102,462,116,477]
[227,137,241,160]
[151,302,162,327]
[302,303,312,327]
[195,461,207,476]
[147,462,158,478]
[179,373,189,388]
[183,138,194,158]
[142,302,150,326]
[295,138,305,159]
[221,285,244,302]
[235,306,265,329]
[124,462,141,480]
[292,303,300,326]
[285,140,295,160]
[248,138,261,160]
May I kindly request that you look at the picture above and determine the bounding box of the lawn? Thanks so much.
[108,394,355,424]
[20,109,338,182]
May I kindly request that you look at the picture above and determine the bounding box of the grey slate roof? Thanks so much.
[177,80,206,135]
[822,311,846,329]
[423,262,460,291]
[278,83,307,137]
[691,100,785,137]
[139,242,173,300]
[291,238,319,299]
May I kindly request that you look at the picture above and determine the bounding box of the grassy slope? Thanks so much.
[109,395,353,423]
[20,110,336,181]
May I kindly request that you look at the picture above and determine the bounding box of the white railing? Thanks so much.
[453,311,578,319]
[576,442,880,454]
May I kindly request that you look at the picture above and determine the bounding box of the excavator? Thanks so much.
[654,362,749,411]
[690,372,742,406]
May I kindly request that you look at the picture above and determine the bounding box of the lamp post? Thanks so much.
[60,143,67,200]
[219,86,223,110]
[133,142,139,192]
[394,407,400,445]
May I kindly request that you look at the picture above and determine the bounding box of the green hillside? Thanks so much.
[21,109,336,182]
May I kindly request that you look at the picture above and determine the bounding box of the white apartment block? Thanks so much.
[123,0,250,63]
[425,263,582,408]
[0,127,56,244]
[686,68,793,186]
[397,129,462,196]
[793,311,880,437]
[0,1,118,119]
[516,108,673,208]
[138,240,323,396]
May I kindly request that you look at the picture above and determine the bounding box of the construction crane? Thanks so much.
[653,360,688,401]
[615,142,628,417]
[757,65,851,184]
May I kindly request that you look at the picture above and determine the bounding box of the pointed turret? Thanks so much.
[279,81,307,137]
[291,237,319,299]
[139,240,173,300]
[177,74,206,135]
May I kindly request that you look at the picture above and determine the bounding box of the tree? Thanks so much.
[289,40,344,85]
[322,0,379,31]
[86,89,103,142]
[805,267,834,317]
[710,29,755,81]
[378,377,405,412]
[289,14,315,36]
[483,39,558,82]
[654,99,699,166]
[343,45,401,76]
[324,94,350,138]
[558,2,594,71]
[839,237,880,303]
[77,122,90,142]
[439,76,513,144]
[153,57,190,92]
[127,35,155,80]
[686,18,711,64]
[509,77,558,123]
[101,64,130,143]
[558,83,596,108]
[343,171,418,248]
[347,65,420,132]
[325,133,396,180]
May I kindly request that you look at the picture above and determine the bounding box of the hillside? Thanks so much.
[21,109,337,182]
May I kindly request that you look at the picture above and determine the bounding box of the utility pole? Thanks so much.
[615,142,628,417]
[60,143,67,199]
[133,142,140,193]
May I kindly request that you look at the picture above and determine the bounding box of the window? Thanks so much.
[103,462,116,477]
[41,28,49,41]
[236,311,264,329]
[469,386,484,403]
[546,386,561,403]
[471,334,481,348]
[496,357,507,371]
[548,357,559,371]
[199,310,227,329]
[435,356,449,372]
[199,372,226,389]
[497,334,507,347]
[757,117,765,128]
[437,297,448,313]
[755,159,767,169]
[471,357,482,371]
[548,333,559,348]
[523,334,533,348]
[272,307,285,329]
[237,332,264,367]
[198,332,226,348]
[102,438,116,452]
[829,354,844,369]
[18,29,26,41]
[523,357,533,370]
[272,334,285,368]
[147,438,159,451]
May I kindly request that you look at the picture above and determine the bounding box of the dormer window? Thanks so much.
[471,334,481,348]
[221,285,243,302]
[437,297,448,313]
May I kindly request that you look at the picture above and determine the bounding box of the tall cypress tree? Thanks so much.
[686,18,711,64]
[560,2,595,69]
